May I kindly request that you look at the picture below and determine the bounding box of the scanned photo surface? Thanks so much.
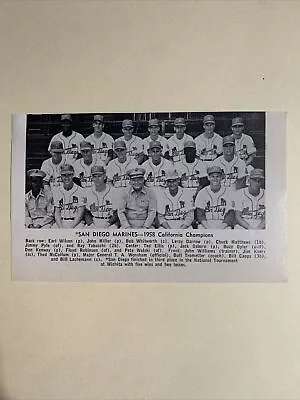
[12,111,286,282]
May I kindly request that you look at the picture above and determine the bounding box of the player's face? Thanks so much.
[93,121,104,134]
[61,172,74,187]
[51,151,63,163]
[122,126,134,141]
[208,173,222,188]
[148,125,160,139]
[150,147,162,163]
[223,143,235,157]
[92,173,105,185]
[232,124,244,137]
[130,176,144,191]
[249,177,262,191]
[174,125,186,139]
[184,147,196,160]
[167,178,180,192]
[204,122,215,135]
[81,148,93,161]
[115,148,126,162]
[61,120,72,133]
[31,177,43,192]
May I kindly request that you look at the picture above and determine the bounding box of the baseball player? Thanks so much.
[117,167,157,229]
[142,140,173,194]
[118,119,144,164]
[157,169,194,229]
[85,165,119,228]
[195,166,234,229]
[41,140,65,192]
[212,135,247,190]
[48,114,84,165]
[176,140,207,198]
[85,114,114,165]
[143,118,169,158]
[73,140,104,188]
[166,118,194,163]
[52,164,86,228]
[25,169,54,228]
[233,168,265,229]
[106,140,138,188]
[231,117,256,166]
[195,114,223,162]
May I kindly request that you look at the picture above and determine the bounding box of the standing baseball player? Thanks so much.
[106,140,138,189]
[85,114,114,165]
[195,166,234,229]
[143,118,169,158]
[52,164,86,228]
[41,140,65,193]
[117,167,157,229]
[234,169,265,229]
[231,117,256,166]
[85,165,119,228]
[142,140,173,195]
[212,135,247,190]
[166,118,194,163]
[48,114,84,165]
[25,169,54,228]
[73,140,104,188]
[157,169,194,229]
[118,119,144,164]
[195,114,223,162]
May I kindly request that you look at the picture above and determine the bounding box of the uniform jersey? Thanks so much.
[234,187,265,229]
[167,134,194,163]
[176,159,207,188]
[195,185,233,229]
[232,133,256,161]
[85,132,114,163]
[73,156,104,188]
[118,135,144,160]
[48,131,85,165]
[53,184,86,221]
[195,132,223,162]
[212,155,247,188]
[86,184,117,228]
[106,158,138,188]
[41,157,65,190]
[142,158,173,188]
[143,135,169,155]
[157,187,194,229]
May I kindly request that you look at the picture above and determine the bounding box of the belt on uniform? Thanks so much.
[62,217,75,220]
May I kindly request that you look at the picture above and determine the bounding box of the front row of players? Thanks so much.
[25,164,265,230]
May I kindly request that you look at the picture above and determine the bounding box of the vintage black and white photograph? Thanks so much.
[24,112,266,231]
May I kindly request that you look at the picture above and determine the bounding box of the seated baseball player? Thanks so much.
[52,164,86,229]
[234,169,265,230]
[194,114,223,162]
[118,119,144,164]
[85,165,119,229]
[195,166,234,229]
[231,117,257,166]
[212,135,247,190]
[106,140,138,189]
[25,169,54,228]
[74,140,104,188]
[41,140,65,193]
[166,118,194,163]
[85,114,114,166]
[143,118,169,159]
[157,169,194,229]
[117,167,157,229]
[142,140,173,195]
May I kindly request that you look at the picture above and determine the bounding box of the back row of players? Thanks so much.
[25,113,265,229]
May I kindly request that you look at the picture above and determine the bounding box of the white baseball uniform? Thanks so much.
[176,159,207,189]
[212,155,247,188]
[48,131,84,165]
[143,158,173,188]
[167,134,194,163]
[143,135,169,155]
[233,133,256,161]
[73,156,104,188]
[118,135,144,160]
[195,132,223,162]
[106,158,138,188]
[86,184,117,228]
[41,157,65,190]
[233,187,265,229]
[85,132,114,163]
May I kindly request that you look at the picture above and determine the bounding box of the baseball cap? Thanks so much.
[184,140,196,149]
[148,118,160,127]
[60,164,74,175]
[122,119,134,128]
[27,169,46,179]
[250,169,265,180]
[94,114,104,122]
[114,140,126,150]
[49,141,64,153]
[91,165,106,175]
[203,115,215,124]
[166,169,180,180]
[207,166,223,175]
[174,117,186,126]
[79,140,93,151]
[61,114,72,121]
[149,140,162,150]
[232,117,244,126]
[223,135,235,146]
[128,167,145,179]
